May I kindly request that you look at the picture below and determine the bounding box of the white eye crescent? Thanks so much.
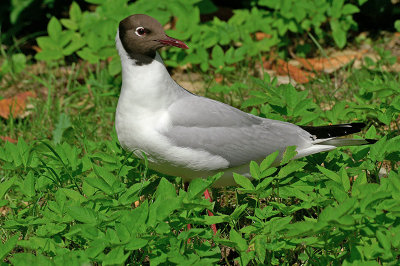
[135,26,146,36]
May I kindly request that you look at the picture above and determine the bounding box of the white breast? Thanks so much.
[115,33,229,176]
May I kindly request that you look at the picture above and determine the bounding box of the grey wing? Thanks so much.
[162,95,313,167]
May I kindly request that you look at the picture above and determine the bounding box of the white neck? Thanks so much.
[115,31,186,112]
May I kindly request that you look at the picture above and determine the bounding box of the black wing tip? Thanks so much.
[301,122,368,139]
[365,138,378,144]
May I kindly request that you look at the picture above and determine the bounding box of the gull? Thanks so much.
[115,14,374,187]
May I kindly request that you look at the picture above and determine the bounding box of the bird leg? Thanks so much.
[203,189,217,235]
[184,183,217,235]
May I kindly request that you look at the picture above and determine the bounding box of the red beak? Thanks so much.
[158,35,189,49]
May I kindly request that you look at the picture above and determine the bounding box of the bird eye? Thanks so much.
[135,27,146,36]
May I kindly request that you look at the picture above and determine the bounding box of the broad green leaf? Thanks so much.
[340,167,350,191]
[21,171,35,198]
[10,253,53,266]
[102,246,130,265]
[63,34,85,55]
[229,229,247,252]
[36,223,67,237]
[342,4,360,15]
[52,113,72,144]
[125,238,148,251]
[0,234,20,260]
[317,166,341,183]
[376,230,391,251]
[48,17,62,41]
[278,161,306,179]
[233,173,255,190]
[108,55,122,76]
[201,214,230,225]
[395,20,400,32]
[0,177,15,198]
[230,203,248,220]
[280,146,297,165]
[60,188,86,203]
[67,206,98,224]
[249,161,260,180]
[331,0,344,18]
[85,176,113,195]
[330,19,346,48]
[70,2,82,22]
[86,239,106,259]
[156,178,176,200]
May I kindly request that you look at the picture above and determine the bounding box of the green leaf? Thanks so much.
[36,223,67,237]
[249,161,260,180]
[395,20,400,32]
[342,4,360,15]
[331,0,344,18]
[156,178,176,200]
[330,20,346,48]
[108,55,122,76]
[365,125,377,139]
[60,188,86,203]
[70,2,82,22]
[230,203,248,220]
[187,177,213,199]
[278,161,306,179]
[280,146,297,165]
[67,206,98,224]
[10,53,27,73]
[340,167,350,191]
[0,234,20,260]
[52,113,72,144]
[125,238,148,251]
[85,176,113,195]
[10,253,53,266]
[60,19,77,30]
[233,173,255,190]
[21,171,35,198]
[260,151,279,172]
[35,49,63,61]
[48,17,62,41]
[210,45,225,68]
[77,48,99,63]
[63,34,86,55]
[230,229,247,252]
[376,230,391,251]
[202,214,230,225]
[0,177,15,199]
[317,166,341,183]
[102,247,130,265]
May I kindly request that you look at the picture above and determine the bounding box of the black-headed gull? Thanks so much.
[115,14,374,188]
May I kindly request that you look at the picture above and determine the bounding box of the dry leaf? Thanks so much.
[296,50,367,73]
[255,32,271,41]
[0,206,11,216]
[215,74,223,83]
[274,59,315,84]
[0,91,36,119]
[0,136,17,143]
[32,45,42,53]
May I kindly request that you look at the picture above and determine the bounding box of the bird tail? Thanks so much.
[301,122,377,147]
[294,122,376,159]
[300,122,367,138]
[316,138,377,147]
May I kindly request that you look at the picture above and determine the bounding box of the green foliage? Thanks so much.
[34,0,366,73]
[257,0,360,48]
[1,125,400,264]
[2,1,400,265]
[0,53,27,77]
[395,20,400,32]
[0,132,223,264]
